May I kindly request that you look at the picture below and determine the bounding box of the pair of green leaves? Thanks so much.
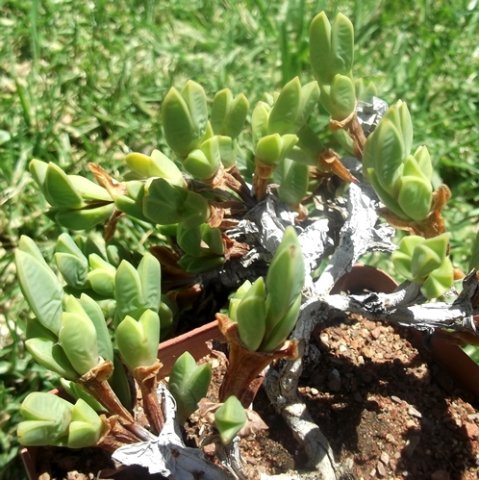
[18,393,103,449]
[392,233,454,298]
[363,100,434,223]
[229,227,305,352]
[309,12,356,121]
[30,159,114,230]
[162,81,249,178]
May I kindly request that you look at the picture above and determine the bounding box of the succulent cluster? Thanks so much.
[392,233,454,299]
[15,9,471,477]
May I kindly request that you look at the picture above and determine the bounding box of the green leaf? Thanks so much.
[29,159,48,189]
[25,338,78,380]
[162,87,198,157]
[55,253,88,288]
[413,145,433,180]
[18,393,73,446]
[211,88,233,134]
[265,227,304,330]
[115,260,144,322]
[143,178,208,226]
[59,312,99,376]
[183,136,221,180]
[331,13,354,75]
[67,399,103,448]
[330,74,356,121]
[182,80,208,144]
[79,294,113,362]
[268,77,301,134]
[367,118,404,191]
[168,352,212,423]
[18,235,48,265]
[278,157,309,206]
[411,243,442,280]
[55,203,115,230]
[397,176,432,222]
[296,81,320,128]
[309,11,334,85]
[116,310,160,370]
[137,252,162,312]
[251,101,271,143]
[15,249,63,335]
[236,277,267,351]
[224,93,249,138]
[68,175,112,202]
[260,294,301,352]
[214,396,247,445]
[421,258,454,299]
[44,163,83,208]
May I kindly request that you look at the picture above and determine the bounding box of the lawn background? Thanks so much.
[1,1,478,478]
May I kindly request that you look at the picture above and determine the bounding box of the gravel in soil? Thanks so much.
[300,315,479,480]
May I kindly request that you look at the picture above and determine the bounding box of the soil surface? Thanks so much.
[300,315,479,480]
[25,316,479,480]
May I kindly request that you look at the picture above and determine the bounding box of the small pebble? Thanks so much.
[464,421,479,438]
[391,395,402,404]
[376,460,386,477]
[310,387,319,396]
[408,406,422,418]
[380,451,390,465]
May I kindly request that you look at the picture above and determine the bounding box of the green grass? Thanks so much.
[0,0,478,477]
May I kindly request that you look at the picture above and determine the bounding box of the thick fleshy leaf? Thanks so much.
[55,203,114,230]
[278,157,309,206]
[68,175,111,202]
[211,88,232,134]
[137,252,162,312]
[18,392,72,445]
[168,352,212,423]
[59,312,99,375]
[331,13,354,75]
[236,277,267,351]
[79,294,113,361]
[116,310,160,370]
[309,11,334,85]
[268,77,301,134]
[265,227,304,329]
[296,81,320,128]
[150,150,186,186]
[67,399,103,448]
[251,101,271,143]
[29,159,48,189]
[397,175,432,222]
[15,249,63,335]
[18,235,48,265]
[161,87,198,157]
[411,244,442,280]
[143,178,208,227]
[25,338,78,380]
[87,269,115,297]
[330,74,356,121]
[181,80,208,143]
[224,93,249,139]
[421,258,454,299]
[214,396,247,445]
[184,136,221,180]
[55,253,88,288]
[60,379,105,412]
[115,260,143,322]
[44,163,83,208]
[260,294,301,352]
[413,145,433,180]
[368,118,404,191]
[256,134,283,166]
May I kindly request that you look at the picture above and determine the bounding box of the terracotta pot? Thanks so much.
[20,320,223,480]
[332,265,479,400]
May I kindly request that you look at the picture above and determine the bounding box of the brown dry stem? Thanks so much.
[217,313,298,407]
[133,359,165,435]
[79,361,134,425]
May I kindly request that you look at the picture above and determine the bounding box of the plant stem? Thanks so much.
[133,360,165,435]
[217,314,298,407]
[79,361,134,424]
